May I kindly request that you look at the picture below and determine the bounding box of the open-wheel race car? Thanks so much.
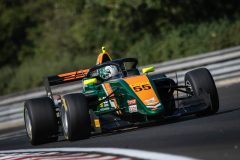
[24,47,219,145]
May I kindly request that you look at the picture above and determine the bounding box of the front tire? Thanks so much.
[24,97,58,145]
[185,68,219,115]
[61,93,91,141]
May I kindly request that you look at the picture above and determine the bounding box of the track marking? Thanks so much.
[0,148,197,160]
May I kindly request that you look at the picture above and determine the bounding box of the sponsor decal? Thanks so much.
[146,103,161,109]
[127,99,136,105]
[146,105,158,109]
[99,97,109,108]
[124,75,160,107]
[129,105,138,113]
[99,107,110,111]
[144,97,158,106]
[104,101,109,107]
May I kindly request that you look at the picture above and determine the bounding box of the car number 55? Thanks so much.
[133,84,151,92]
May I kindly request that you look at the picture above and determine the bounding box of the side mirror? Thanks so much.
[142,66,155,74]
[83,78,97,85]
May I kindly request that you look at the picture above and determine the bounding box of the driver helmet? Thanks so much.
[98,65,119,80]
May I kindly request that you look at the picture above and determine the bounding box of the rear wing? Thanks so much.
[44,69,89,98]
[44,46,112,98]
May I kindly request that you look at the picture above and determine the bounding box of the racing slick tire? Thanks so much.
[24,97,58,145]
[185,68,219,115]
[61,93,91,141]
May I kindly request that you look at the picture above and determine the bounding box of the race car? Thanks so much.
[24,47,219,145]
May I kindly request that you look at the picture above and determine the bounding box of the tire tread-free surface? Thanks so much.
[24,97,58,145]
[62,93,91,141]
[185,68,219,114]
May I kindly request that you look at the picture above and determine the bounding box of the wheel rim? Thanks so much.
[186,80,193,96]
[24,109,32,140]
[62,110,69,138]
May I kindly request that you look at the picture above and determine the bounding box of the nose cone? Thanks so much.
[123,75,161,106]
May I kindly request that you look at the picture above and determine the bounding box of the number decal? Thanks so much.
[142,84,151,90]
[133,84,151,92]
[133,86,142,92]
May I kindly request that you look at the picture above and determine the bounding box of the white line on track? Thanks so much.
[0,148,198,160]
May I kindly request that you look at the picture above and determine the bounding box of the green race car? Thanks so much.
[24,56,219,145]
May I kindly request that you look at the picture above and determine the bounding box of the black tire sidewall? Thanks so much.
[62,93,91,141]
[185,68,219,115]
[24,97,58,145]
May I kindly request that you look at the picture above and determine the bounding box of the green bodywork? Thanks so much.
[82,75,165,117]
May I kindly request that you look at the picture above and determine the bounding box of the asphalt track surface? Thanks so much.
[0,83,240,160]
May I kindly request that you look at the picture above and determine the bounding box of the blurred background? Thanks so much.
[1,0,240,95]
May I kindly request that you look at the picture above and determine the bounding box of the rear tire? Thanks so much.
[24,97,58,145]
[61,93,91,141]
[185,68,219,115]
